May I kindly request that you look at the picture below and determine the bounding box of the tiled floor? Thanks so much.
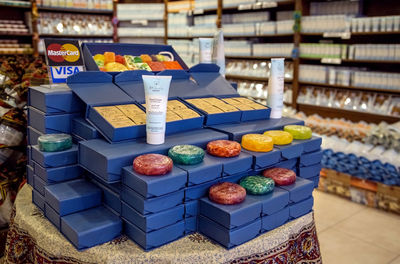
[313,190,400,264]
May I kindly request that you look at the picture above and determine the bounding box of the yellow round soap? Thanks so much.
[241,134,273,152]
[263,130,293,145]
[105,62,128,72]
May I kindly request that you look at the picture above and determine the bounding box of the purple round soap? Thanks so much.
[133,154,173,176]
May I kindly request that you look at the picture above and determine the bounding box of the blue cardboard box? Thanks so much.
[222,172,248,183]
[31,144,78,168]
[45,179,102,216]
[34,162,82,183]
[298,163,322,179]
[124,218,185,251]
[122,202,184,232]
[198,215,261,249]
[61,206,122,250]
[279,178,314,203]
[261,207,289,232]
[32,188,45,212]
[199,196,262,229]
[27,165,34,186]
[27,126,43,145]
[289,196,314,218]
[72,117,101,140]
[185,216,197,234]
[175,155,222,186]
[28,145,33,167]
[206,152,253,176]
[79,129,228,182]
[247,187,290,216]
[300,150,323,167]
[33,175,48,196]
[185,200,198,217]
[28,85,84,114]
[122,166,187,198]
[209,117,304,141]
[72,134,85,143]
[185,179,219,202]
[121,185,184,215]
[309,175,320,188]
[300,136,322,153]
[242,148,281,170]
[45,203,61,229]
[275,140,305,160]
[28,106,79,134]
[90,177,121,214]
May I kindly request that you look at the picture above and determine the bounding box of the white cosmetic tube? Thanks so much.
[142,75,172,145]
[199,38,213,63]
[267,58,285,119]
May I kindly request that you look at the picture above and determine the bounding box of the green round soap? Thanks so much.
[38,134,72,152]
[284,125,312,140]
[168,145,205,165]
[240,176,275,195]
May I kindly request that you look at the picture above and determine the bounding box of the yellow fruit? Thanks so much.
[93,54,105,61]
[105,62,128,72]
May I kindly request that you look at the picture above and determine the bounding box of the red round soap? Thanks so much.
[209,182,246,205]
[207,140,241,157]
[133,154,173,176]
[262,168,296,186]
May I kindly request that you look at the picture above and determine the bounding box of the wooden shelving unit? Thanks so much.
[226,74,292,83]
[37,6,113,14]
[298,81,400,94]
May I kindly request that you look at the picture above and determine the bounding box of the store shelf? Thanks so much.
[37,6,113,14]
[39,34,113,38]
[168,36,194,39]
[301,31,400,37]
[300,57,400,65]
[226,74,292,83]
[226,56,292,60]
[0,32,32,37]
[298,81,400,94]
[223,0,294,11]
[297,103,400,124]
[224,33,293,38]
[118,35,164,38]
[0,2,31,9]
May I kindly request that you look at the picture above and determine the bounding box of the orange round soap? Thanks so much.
[209,182,246,205]
[133,154,173,176]
[207,140,241,157]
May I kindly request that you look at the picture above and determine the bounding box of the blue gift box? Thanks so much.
[31,145,78,168]
[61,206,122,250]
[185,216,197,234]
[32,188,45,212]
[72,134,85,143]
[222,171,249,183]
[124,218,185,251]
[206,152,253,176]
[28,85,84,114]
[300,136,322,153]
[298,163,322,179]
[199,196,261,229]
[198,215,261,249]
[263,158,297,171]
[242,148,281,170]
[79,129,227,182]
[44,179,102,216]
[121,185,184,215]
[275,140,305,160]
[175,155,222,186]
[27,165,34,186]
[122,202,184,232]
[261,207,289,232]
[45,203,61,229]
[33,175,48,196]
[209,117,304,141]
[27,126,43,145]
[28,106,79,134]
[34,162,82,183]
[309,175,320,188]
[122,166,187,198]
[279,178,314,203]
[28,145,33,167]
[289,196,314,218]
[90,177,121,214]
[185,200,198,217]
[72,117,101,140]
[185,179,219,202]
[300,150,323,167]
[247,187,290,216]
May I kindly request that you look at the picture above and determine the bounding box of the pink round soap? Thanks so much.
[133,154,173,176]
[262,168,296,186]
[209,182,246,205]
[207,140,241,157]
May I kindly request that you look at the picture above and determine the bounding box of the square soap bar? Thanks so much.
[45,203,61,229]
[122,166,187,198]
[206,152,253,176]
[31,145,78,168]
[124,218,185,251]
[122,202,184,232]
[185,179,219,202]
[242,148,281,170]
[45,179,102,216]
[175,155,222,186]
[199,196,262,229]
[61,206,122,250]
[261,207,289,232]
[198,215,261,249]
[34,162,82,183]
[279,178,314,203]
[247,187,289,216]
[121,186,184,215]
[289,196,314,219]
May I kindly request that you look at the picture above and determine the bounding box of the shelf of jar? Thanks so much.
[0,2,31,9]
[300,57,400,65]
[39,34,113,38]
[37,6,113,14]
[226,74,293,83]
[224,33,293,38]
[298,81,400,94]
[226,56,292,60]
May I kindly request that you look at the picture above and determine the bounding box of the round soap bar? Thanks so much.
[263,168,296,186]
[284,125,312,140]
[241,134,273,152]
[263,130,293,145]
[209,182,246,205]
[168,145,205,165]
[207,140,241,157]
[133,154,173,176]
[38,134,72,152]
[240,176,275,195]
